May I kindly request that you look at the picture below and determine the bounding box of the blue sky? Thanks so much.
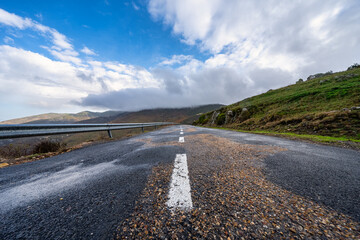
[0,0,359,121]
[0,0,206,67]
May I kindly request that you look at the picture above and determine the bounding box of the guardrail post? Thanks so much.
[142,127,144,133]
[155,125,157,130]
[107,130,113,138]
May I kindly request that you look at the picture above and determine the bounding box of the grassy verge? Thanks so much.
[201,126,360,150]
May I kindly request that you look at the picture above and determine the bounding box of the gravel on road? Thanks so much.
[116,130,360,239]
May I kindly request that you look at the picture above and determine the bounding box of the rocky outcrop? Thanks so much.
[210,111,220,125]
[225,111,233,124]
[238,108,250,122]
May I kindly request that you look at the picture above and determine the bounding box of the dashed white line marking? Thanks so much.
[180,132,184,135]
[179,137,184,142]
[166,154,193,211]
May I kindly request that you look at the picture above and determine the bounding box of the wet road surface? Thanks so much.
[1,126,359,239]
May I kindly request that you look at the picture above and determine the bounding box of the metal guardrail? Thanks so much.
[0,122,174,139]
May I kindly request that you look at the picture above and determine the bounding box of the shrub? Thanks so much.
[202,118,209,124]
[216,113,226,125]
[0,143,32,158]
[33,140,64,154]
[198,114,206,123]
[307,71,333,80]
[347,63,360,70]
[196,114,210,125]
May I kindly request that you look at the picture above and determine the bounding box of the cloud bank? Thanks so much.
[0,1,360,119]
[0,8,159,118]
[82,0,360,109]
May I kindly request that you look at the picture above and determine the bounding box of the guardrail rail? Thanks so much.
[0,122,174,139]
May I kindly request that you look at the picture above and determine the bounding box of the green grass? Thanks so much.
[227,68,359,115]
[206,126,360,144]
[195,66,360,139]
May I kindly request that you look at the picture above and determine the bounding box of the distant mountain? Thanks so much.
[77,112,129,124]
[0,111,123,124]
[78,104,224,124]
[110,105,225,124]
[1,105,224,125]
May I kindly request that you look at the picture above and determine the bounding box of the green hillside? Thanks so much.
[195,65,360,139]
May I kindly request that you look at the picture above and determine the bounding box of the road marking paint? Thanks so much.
[166,154,193,211]
[180,132,184,135]
[179,137,184,142]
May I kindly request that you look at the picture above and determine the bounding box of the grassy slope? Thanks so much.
[195,67,360,140]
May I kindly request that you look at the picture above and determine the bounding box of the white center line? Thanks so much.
[180,132,184,135]
[166,154,193,211]
[179,137,184,142]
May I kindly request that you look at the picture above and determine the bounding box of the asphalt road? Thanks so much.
[195,127,360,220]
[0,125,359,239]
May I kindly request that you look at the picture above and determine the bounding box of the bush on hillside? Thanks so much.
[33,140,64,154]
[197,114,210,124]
[216,113,226,125]
[307,71,333,81]
[0,143,32,158]
[347,63,360,71]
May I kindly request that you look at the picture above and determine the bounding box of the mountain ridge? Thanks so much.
[0,111,123,124]
[1,104,224,125]
[79,104,224,124]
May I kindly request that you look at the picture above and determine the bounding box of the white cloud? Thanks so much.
[3,36,14,44]
[81,46,97,55]
[132,2,140,11]
[50,30,73,50]
[0,8,77,64]
[142,0,360,109]
[1,2,360,118]
[0,9,165,119]
[35,13,43,21]
[0,9,73,51]
[159,54,193,66]
[149,0,217,46]
[0,45,160,115]
[0,8,33,29]
[149,0,360,74]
